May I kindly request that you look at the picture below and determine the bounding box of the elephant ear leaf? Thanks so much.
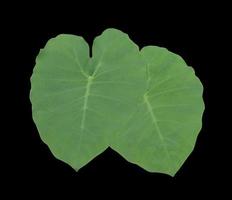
[111,46,204,176]
[30,29,146,171]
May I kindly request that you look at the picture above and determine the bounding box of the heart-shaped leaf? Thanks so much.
[111,46,204,176]
[30,29,146,170]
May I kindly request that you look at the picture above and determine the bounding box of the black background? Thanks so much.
[5,3,220,198]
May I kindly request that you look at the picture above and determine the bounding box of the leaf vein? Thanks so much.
[144,95,172,170]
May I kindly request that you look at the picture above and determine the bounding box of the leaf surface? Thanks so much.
[30,29,204,175]
[30,29,146,170]
[111,46,204,176]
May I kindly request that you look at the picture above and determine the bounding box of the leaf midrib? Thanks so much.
[143,94,172,169]
[80,76,93,130]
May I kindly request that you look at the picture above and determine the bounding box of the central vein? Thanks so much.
[80,76,93,130]
[144,94,171,163]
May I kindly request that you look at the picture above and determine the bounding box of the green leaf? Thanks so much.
[111,46,204,176]
[30,28,204,176]
[30,29,146,170]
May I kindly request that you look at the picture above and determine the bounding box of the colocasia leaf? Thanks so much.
[111,46,204,176]
[30,28,204,176]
